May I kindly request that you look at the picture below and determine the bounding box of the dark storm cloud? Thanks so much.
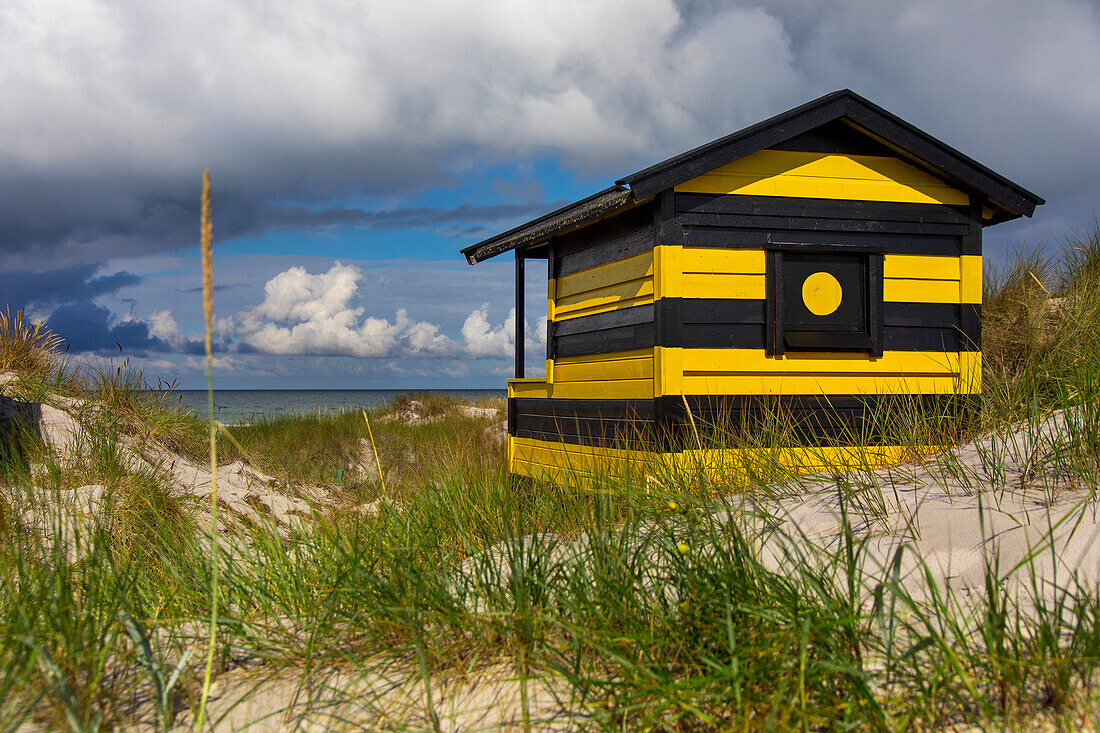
[0,261,208,356]
[0,0,1096,272]
[1,264,141,311]
[44,303,167,355]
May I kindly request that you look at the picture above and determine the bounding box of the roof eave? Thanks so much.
[462,186,635,265]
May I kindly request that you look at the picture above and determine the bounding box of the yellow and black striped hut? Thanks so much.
[461,90,1044,485]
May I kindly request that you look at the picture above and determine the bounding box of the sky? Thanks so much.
[2,0,1097,389]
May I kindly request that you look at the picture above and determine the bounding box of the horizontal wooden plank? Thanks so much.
[885,254,960,280]
[558,286,651,319]
[681,247,766,274]
[675,192,971,225]
[675,348,980,396]
[553,353,653,382]
[555,205,656,277]
[514,397,654,418]
[508,436,910,480]
[681,273,766,299]
[673,150,969,205]
[552,304,653,336]
[678,212,970,237]
[515,427,652,449]
[511,437,657,467]
[549,380,654,400]
[681,227,969,256]
[668,392,970,414]
[553,294,655,321]
[665,392,970,446]
[681,374,975,396]
[554,327,654,358]
[883,278,962,304]
[681,298,766,324]
[680,348,974,376]
[681,324,765,350]
[508,379,552,399]
[671,445,910,474]
[556,250,653,298]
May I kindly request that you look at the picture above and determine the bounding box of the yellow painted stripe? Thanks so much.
[556,251,653,298]
[554,280,655,319]
[554,352,654,383]
[509,436,912,483]
[682,374,972,396]
[673,445,910,475]
[674,149,969,206]
[681,248,766,274]
[882,254,981,304]
[554,294,656,321]
[884,254,962,281]
[681,348,973,375]
[675,348,980,396]
[681,273,766,299]
[549,380,653,400]
[883,278,964,304]
[508,378,551,399]
[508,378,653,400]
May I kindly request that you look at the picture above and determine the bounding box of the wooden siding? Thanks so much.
[676,247,980,305]
[552,250,655,320]
[673,194,975,255]
[673,150,969,206]
[668,348,981,396]
[512,398,656,448]
[512,394,967,448]
[553,203,656,276]
[508,349,655,401]
[510,435,909,484]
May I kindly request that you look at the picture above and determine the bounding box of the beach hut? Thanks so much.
[461,90,1044,485]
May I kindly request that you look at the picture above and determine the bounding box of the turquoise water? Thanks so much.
[170,389,506,425]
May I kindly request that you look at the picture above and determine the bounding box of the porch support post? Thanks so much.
[514,249,524,379]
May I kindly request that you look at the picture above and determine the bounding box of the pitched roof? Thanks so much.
[462,89,1044,264]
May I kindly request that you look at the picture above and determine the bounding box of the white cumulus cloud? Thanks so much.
[461,303,546,359]
[236,262,457,357]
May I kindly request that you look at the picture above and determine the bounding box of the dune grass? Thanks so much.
[2,230,1100,729]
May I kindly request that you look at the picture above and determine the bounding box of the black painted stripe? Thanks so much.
[553,305,654,335]
[554,205,656,277]
[660,393,973,447]
[674,192,971,225]
[680,227,970,255]
[549,301,980,357]
[511,394,973,448]
[678,212,970,238]
[513,398,657,449]
[766,120,901,158]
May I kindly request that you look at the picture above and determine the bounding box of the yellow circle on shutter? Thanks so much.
[801,272,843,316]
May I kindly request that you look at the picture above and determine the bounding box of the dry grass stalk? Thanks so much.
[0,307,66,377]
[196,168,219,731]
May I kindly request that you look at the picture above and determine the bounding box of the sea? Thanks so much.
[170,389,506,425]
